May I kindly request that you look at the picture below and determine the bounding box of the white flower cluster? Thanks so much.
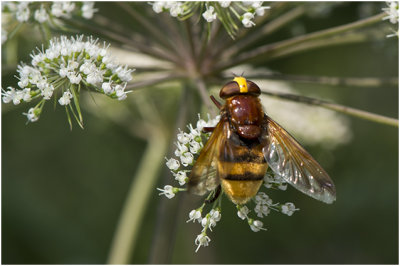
[1,2,97,43]
[186,207,221,252]
[239,1,270,28]
[157,185,184,199]
[163,113,220,188]
[151,1,185,17]
[2,2,97,22]
[254,192,299,217]
[382,1,399,38]
[157,114,222,252]
[237,205,266,232]
[236,190,299,232]
[150,1,270,33]
[2,35,134,124]
[254,192,275,218]
[263,171,288,191]
[158,113,299,252]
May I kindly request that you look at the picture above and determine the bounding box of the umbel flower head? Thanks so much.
[2,35,134,128]
[158,114,299,252]
[2,2,98,44]
[150,1,270,38]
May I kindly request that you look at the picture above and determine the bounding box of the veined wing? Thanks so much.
[187,120,225,196]
[263,115,336,204]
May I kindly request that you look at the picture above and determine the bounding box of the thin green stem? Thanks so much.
[7,23,23,40]
[116,2,177,53]
[217,12,387,70]
[67,18,178,64]
[184,20,198,63]
[148,87,190,264]
[224,4,306,56]
[194,77,217,117]
[126,73,183,90]
[261,90,398,127]
[107,131,168,264]
[241,74,398,88]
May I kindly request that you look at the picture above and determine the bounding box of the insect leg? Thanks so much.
[204,184,222,204]
[202,126,215,133]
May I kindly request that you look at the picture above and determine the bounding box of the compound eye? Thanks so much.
[219,77,261,98]
[219,81,240,99]
[246,80,261,96]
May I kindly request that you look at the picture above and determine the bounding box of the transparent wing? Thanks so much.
[263,115,336,204]
[187,120,225,196]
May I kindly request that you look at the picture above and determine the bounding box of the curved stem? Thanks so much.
[67,18,178,64]
[217,12,387,71]
[148,86,190,264]
[261,90,398,127]
[194,77,217,116]
[223,4,306,57]
[241,73,398,88]
[107,131,168,264]
[116,2,177,53]
[126,73,183,90]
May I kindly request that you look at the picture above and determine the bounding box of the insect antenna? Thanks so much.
[210,95,222,109]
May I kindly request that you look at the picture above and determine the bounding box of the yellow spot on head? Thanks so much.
[233,77,248,93]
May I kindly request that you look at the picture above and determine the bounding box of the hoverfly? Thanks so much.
[188,77,336,205]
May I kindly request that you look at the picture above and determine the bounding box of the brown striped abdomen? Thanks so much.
[218,136,268,204]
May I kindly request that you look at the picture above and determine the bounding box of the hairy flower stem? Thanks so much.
[107,132,168,264]
[262,90,398,127]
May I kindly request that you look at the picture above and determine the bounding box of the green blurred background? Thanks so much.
[2,1,398,264]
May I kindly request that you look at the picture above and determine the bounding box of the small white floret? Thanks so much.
[166,157,180,171]
[202,6,217,23]
[194,233,211,252]
[157,185,176,199]
[58,91,73,106]
[187,209,202,223]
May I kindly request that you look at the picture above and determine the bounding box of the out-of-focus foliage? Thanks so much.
[2,1,398,264]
